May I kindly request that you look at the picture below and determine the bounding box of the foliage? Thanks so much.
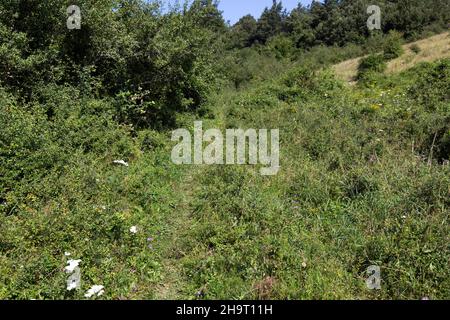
[383,31,405,60]
[0,0,218,127]
[227,0,450,51]
[0,0,449,301]
[175,60,450,299]
[357,54,387,80]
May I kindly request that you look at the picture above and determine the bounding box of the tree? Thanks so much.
[187,0,226,32]
[253,0,286,45]
[286,4,315,48]
[0,0,219,128]
[229,14,257,49]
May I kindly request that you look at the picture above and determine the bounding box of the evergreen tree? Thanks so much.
[253,0,286,44]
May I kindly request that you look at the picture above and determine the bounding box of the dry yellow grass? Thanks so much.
[333,32,450,83]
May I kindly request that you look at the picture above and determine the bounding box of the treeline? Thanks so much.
[227,0,449,49]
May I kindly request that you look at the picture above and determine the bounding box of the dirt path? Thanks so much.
[333,32,450,83]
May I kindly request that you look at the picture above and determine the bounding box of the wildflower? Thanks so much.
[64,252,71,256]
[85,285,105,298]
[65,259,81,291]
[301,262,307,268]
[113,160,129,167]
[370,104,381,111]
[65,259,81,273]
[67,278,80,291]
[130,226,138,234]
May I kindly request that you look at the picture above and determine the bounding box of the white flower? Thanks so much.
[64,252,71,256]
[65,259,81,273]
[130,226,138,234]
[113,160,129,167]
[85,285,105,298]
[67,280,79,291]
[301,262,307,268]
[65,259,81,291]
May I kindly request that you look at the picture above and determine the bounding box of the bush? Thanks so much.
[357,54,387,80]
[383,32,405,60]
[408,59,450,109]
[0,1,218,128]
[266,35,295,59]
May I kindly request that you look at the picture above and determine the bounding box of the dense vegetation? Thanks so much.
[229,0,449,49]
[0,0,449,299]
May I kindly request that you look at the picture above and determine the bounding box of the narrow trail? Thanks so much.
[153,167,200,299]
[153,91,240,299]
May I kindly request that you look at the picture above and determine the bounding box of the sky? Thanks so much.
[218,0,313,25]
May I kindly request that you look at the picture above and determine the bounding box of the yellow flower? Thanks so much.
[370,104,381,111]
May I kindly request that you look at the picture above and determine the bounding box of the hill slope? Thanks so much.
[1,35,449,300]
[333,32,450,83]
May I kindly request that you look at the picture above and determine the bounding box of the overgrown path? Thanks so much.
[153,167,200,299]
[154,94,231,299]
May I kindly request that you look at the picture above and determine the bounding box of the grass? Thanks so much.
[1,38,449,300]
[333,32,450,83]
[154,59,449,300]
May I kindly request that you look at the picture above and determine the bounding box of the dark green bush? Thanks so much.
[357,54,387,80]
[383,32,405,60]
[408,60,450,109]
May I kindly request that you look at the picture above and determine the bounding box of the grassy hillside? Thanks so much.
[2,54,448,300]
[333,32,450,83]
[0,0,449,300]
[157,58,449,300]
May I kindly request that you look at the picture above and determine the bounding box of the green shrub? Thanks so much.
[357,54,387,81]
[383,32,405,60]
[408,59,450,109]
[266,35,295,59]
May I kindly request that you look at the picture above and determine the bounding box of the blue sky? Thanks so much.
[218,0,313,25]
